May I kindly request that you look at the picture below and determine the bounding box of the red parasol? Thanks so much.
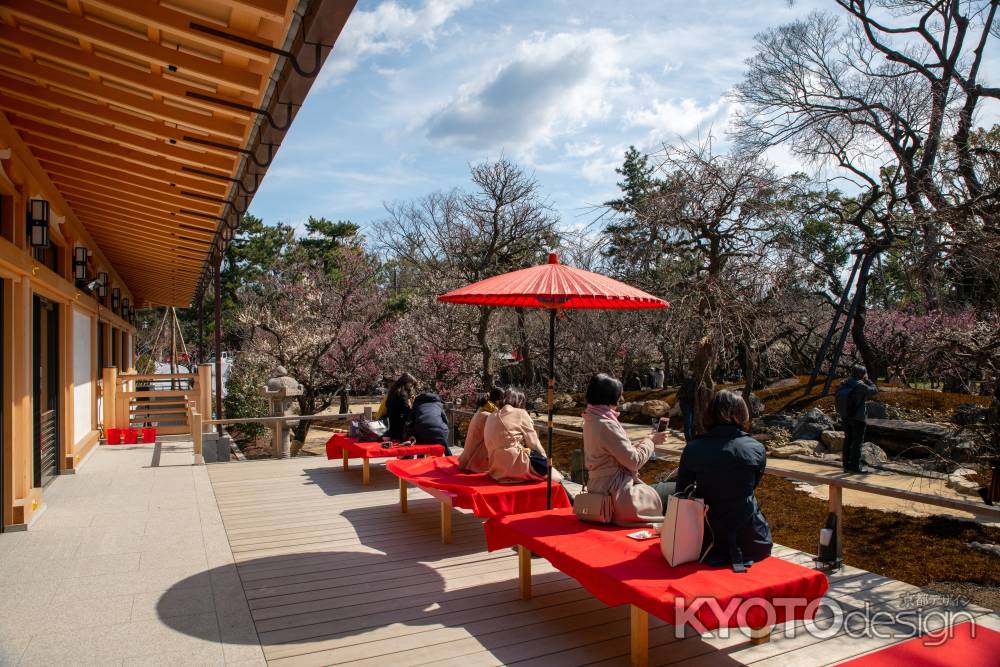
[438,253,669,507]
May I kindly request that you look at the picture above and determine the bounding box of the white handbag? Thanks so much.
[660,487,713,567]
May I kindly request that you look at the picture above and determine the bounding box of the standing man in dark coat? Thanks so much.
[835,365,879,473]
[406,392,452,455]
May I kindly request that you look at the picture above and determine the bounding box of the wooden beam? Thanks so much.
[82,0,273,64]
[76,231,210,260]
[518,545,531,600]
[44,165,220,215]
[12,122,231,191]
[53,182,220,234]
[1,0,264,93]
[214,0,288,22]
[61,199,218,239]
[0,25,253,118]
[0,52,246,140]
[0,96,236,171]
[0,73,239,156]
[27,144,227,197]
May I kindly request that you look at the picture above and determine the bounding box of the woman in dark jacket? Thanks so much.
[406,391,452,455]
[675,390,772,568]
[385,373,417,440]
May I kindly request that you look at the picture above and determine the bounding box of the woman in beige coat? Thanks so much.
[458,389,503,473]
[582,373,671,526]
[485,389,563,483]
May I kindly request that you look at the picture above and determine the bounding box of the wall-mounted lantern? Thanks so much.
[73,245,89,282]
[28,199,49,248]
[122,298,130,320]
[96,272,109,299]
[112,287,121,313]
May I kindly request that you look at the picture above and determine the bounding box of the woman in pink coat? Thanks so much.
[458,388,503,473]
[484,389,562,483]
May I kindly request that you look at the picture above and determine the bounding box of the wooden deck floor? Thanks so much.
[206,457,1000,667]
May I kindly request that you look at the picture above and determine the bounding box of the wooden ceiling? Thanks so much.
[0,0,353,306]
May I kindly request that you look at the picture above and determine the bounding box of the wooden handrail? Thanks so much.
[120,373,197,381]
[203,412,366,425]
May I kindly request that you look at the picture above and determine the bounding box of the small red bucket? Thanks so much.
[123,428,139,444]
[105,428,122,445]
[141,427,157,443]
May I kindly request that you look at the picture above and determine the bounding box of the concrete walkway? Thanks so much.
[0,441,263,666]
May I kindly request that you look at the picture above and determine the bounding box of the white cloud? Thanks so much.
[423,29,627,153]
[318,0,475,87]
[626,97,735,143]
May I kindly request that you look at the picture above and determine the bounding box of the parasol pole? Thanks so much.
[546,307,556,509]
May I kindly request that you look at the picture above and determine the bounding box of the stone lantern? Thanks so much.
[260,366,303,459]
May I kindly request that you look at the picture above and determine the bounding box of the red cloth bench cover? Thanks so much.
[325,434,445,460]
[386,456,571,519]
[485,507,829,632]
[835,622,1000,667]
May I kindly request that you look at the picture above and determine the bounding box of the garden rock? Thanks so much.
[820,430,845,453]
[769,440,821,458]
[748,393,764,417]
[552,393,577,411]
[952,403,989,426]
[865,419,956,456]
[860,442,888,467]
[866,401,889,419]
[947,468,981,496]
[791,408,835,441]
[620,401,643,414]
[968,542,1000,558]
[760,414,795,431]
[641,400,670,418]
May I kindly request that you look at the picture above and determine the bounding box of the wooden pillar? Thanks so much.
[191,409,203,464]
[518,545,532,600]
[198,364,212,430]
[828,484,844,562]
[399,477,407,513]
[197,298,205,365]
[213,257,223,435]
[102,366,117,430]
[59,302,73,468]
[362,458,371,485]
[342,449,349,471]
[750,626,772,645]
[11,278,33,522]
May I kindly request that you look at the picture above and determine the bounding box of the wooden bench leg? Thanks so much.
[440,500,452,544]
[750,626,771,645]
[399,477,408,513]
[630,605,648,667]
[342,450,349,471]
[518,545,531,600]
[362,458,371,485]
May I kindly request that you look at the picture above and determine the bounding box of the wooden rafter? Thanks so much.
[0,51,246,140]
[0,96,237,170]
[0,25,252,118]
[1,0,264,93]
[43,166,220,215]
[82,0,274,64]
[53,182,221,233]
[27,144,228,197]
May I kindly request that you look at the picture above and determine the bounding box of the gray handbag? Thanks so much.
[573,483,614,524]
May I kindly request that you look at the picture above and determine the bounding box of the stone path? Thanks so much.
[0,441,263,666]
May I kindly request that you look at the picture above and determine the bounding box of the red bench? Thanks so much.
[386,456,572,543]
[485,507,830,667]
[325,433,445,484]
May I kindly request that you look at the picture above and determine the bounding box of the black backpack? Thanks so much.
[834,383,854,418]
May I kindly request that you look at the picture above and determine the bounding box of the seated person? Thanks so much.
[485,389,562,483]
[582,373,671,526]
[458,387,504,473]
[676,389,772,567]
[405,391,452,455]
[385,372,418,441]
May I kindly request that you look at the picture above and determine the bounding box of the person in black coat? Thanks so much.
[385,372,418,440]
[835,365,879,473]
[675,389,772,569]
[406,391,452,455]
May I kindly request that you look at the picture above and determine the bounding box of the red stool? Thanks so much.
[141,427,157,443]
[123,428,139,444]
[105,428,122,445]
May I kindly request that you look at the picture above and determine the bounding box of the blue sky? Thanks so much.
[245,0,851,234]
